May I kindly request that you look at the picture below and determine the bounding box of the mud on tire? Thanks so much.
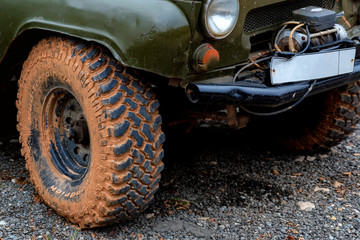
[16,37,165,228]
[274,82,360,151]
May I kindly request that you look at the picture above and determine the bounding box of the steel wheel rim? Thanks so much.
[42,88,91,181]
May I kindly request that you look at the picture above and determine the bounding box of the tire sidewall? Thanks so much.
[23,54,102,214]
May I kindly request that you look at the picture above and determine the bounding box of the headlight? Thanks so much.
[202,0,239,39]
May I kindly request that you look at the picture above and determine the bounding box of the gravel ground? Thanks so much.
[0,124,360,240]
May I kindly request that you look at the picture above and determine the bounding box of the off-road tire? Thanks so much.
[16,37,165,228]
[275,82,360,151]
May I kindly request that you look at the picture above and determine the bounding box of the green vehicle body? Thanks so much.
[2,0,360,229]
[1,0,359,84]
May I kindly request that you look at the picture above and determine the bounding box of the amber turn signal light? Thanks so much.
[192,43,220,72]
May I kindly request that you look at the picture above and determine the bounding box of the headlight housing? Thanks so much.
[202,0,239,39]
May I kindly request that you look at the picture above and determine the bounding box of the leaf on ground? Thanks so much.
[33,194,42,203]
[0,172,15,181]
[164,198,190,210]
[292,173,303,176]
[177,199,190,210]
[162,179,174,187]
[332,181,343,188]
[15,177,28,185]
[272,169,280,176]
[336,189,346,195]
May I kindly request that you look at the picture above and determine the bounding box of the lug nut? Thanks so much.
[65,126,77,140]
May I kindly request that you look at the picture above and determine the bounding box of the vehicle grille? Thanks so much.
[244,0,336,33]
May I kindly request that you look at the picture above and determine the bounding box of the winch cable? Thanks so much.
[233,24,311,82]
[277,24,311,58]
[297,25,311,54]
[274,25,288,52]
[232,56,273,82]
[289,23,305,53]
[231,23,319,116]
[233,24,316,116]
[239,80,317,116]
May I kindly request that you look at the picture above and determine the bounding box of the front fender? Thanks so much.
[0,0,192,78]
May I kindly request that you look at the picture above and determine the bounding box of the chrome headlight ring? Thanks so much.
[201,0,240,39]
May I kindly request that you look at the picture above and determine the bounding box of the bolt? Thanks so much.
[65,126,77,140]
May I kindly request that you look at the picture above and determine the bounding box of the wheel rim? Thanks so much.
[43,88,91,181]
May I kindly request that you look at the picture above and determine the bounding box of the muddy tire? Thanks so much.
[273,82,360,151]
[16,37,165,228]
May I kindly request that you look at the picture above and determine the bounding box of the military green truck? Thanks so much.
[0,0,360,228]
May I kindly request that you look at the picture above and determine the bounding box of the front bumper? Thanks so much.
[186,60,360,108]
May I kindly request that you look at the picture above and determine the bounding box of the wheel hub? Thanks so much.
[43,89,91,181]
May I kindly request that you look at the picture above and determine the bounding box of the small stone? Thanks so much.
[0,220,7,226]
[319,154,328,159]
[0,141,3,146]
[331,147,339,154]
[11,179,16,183]
[354,223,360,230]
[9,139,19,144]
[210,161,217,165]
[183,221,211,238]
[107,230,118,238]
[295,156,305,162]
[146,213,154,219]
[343,172,352,177]
[306,156,316,161]
[220,206,227,212]
[314,187,330,193]
[331,216,337,221]
[297,201,315,211]
[332,181,343,188]
[153,220,184,232]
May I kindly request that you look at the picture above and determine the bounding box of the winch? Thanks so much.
[275,6,348,53]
